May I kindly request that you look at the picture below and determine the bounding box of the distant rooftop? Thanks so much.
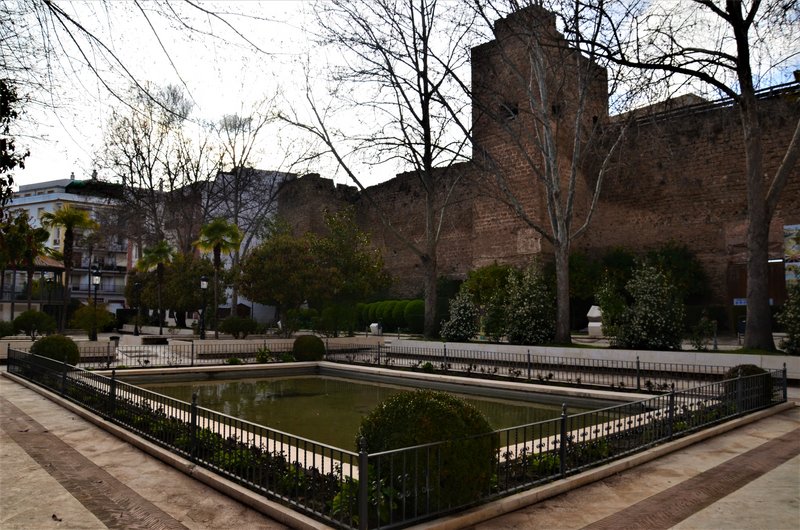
[16,178,75,192]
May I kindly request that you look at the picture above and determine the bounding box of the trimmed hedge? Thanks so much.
[292,335,325,361]
[30,334,80,365]
[357,390,495,507]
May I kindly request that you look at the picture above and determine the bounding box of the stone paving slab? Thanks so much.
[0,375,289,530]
[468,405,800,530]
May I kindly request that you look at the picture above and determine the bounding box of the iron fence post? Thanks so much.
[527,350,531,381]
[736,367,743,414]
[559,403,567,478]
[107,341,112,369]
[108,369,117,418]
[61,358,67,396]
[636,356,641,391]
[377,343,381,365]
[667,384,675,440]
[443,343,447,370]
[783,363,788,402]
[191,341,195,367]
[358,437,369,530]
[190,393,198,462]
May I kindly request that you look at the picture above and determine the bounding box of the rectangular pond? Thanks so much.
[140,375,615,450]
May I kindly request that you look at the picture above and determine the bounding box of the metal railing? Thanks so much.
[325,344,730,392]
[6,349,786,529]
[10,339,752,392]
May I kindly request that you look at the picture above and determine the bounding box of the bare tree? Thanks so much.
[2,1,271,118]
[209,102,291,310]
[582,0,800,350]
[281,0,476,337]
[101,83,210,250]
[450,1,632,343]
[163,131,223,254]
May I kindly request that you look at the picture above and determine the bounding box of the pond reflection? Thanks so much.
[141,376,591,450]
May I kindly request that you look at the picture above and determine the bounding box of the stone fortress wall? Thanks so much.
[277,6,800,306]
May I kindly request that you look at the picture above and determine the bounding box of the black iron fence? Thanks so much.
[11,340,743,393]
[6,349,787,529]
[325,344,732,392]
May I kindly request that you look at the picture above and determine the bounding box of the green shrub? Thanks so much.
[218,316,258,339]
[356,303,368,328]
[69,304,115,339]
[504,265,555,345]
[483,293,507,342]
[613,264,685,351]
[689,314,716,351]
[0,320,14,337]
[13,310,56,339]
[292,335,325,361]
[403,299,424,334]
[381,301,398,330]
[318,304,358,337]
[255,347,273,363]
[30,334,80,365]
[391,301,409,331]
[225,357,243,365]
[778,282,800,355]
[723,364,773,404]
[357,390,496,508]
[368,303,380,324]
[440,290,478,342]
[375,300,392,328]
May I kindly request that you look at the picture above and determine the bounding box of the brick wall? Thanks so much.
[276,7,800,306]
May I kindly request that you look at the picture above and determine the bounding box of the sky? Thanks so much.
[7,0,799,191]
[11,0,404,189]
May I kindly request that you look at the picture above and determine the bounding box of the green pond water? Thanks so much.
[140,376,597,450]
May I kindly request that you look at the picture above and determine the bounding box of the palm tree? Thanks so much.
[19,218,51,310]
[41,205,98,331]
[194,218,242,339]
[137,240,175,335]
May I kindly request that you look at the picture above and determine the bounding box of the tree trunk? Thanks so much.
[230,249,239,310]
[9,268,17,320]
[60,229,73,332]
[743,173,775,350]
[157,264,164,335]
[213,266,220,339]
[422,254,438,338]
[25,261,34,311]
[554,242,572,344]
[738,84,775,349]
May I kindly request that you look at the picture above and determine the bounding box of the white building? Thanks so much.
[3,175,133,321]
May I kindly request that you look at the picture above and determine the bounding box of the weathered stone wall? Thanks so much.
[276,6,800,306]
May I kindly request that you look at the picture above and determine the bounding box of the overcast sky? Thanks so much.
[12,1,387,189]
[8,0,799,191]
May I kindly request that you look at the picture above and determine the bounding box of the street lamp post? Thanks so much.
[199,276,208,340]
[45,272,53,316]
[90,268,101,341]
[133,282,142,336]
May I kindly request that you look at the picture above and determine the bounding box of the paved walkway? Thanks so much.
[1,373,798,530]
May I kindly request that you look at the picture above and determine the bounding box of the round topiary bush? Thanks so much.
[292,334,325,361]
[403,299,425,334]
[357,390,496,508]
[30,334,80,365]
[723,364,773,404]
[391,300,410,331]
[13,310,56,339]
